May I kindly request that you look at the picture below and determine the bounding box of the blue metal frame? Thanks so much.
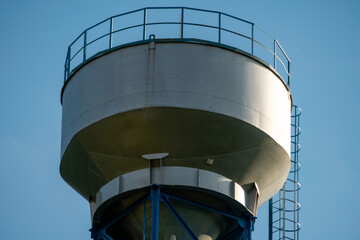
[63,7,291,87]
[90,185,255,240]
[269,105,302,240]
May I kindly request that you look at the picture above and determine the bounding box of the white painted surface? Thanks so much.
[61,42,291,158]
[92,167,259,218]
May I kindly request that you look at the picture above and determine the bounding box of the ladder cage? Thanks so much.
[269,105,301,240]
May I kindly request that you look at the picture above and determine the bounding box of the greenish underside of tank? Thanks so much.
[60,107,290,201]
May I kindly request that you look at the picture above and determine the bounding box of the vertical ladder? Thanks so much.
[269,105,302,240]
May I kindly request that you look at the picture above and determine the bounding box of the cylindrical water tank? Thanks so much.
[60,8,292,239]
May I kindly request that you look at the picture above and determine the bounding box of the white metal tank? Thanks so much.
[60,7,292,240]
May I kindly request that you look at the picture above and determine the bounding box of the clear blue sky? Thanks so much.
[0,0,359,239]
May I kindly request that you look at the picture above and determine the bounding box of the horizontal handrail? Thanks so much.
[64,7,292,88]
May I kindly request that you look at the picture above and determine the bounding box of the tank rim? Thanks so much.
[60,38,290,104]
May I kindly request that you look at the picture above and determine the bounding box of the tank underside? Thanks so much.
[61,107,289,206]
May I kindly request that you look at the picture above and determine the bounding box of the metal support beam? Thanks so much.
[269,198,273,240]
[91,184,255,240]
[150,185,160,240]
[161,196,198,240]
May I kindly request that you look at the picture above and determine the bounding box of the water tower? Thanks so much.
[60,7,293,240]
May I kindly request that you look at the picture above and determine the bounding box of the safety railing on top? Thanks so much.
[64,7,291,87]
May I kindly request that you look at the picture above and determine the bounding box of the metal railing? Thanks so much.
[269,105,302,240]
[63,7,291,87]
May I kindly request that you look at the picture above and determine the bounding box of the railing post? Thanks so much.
[288,61,291,86]
[64,63,67,83]
[218,12,221,43]
[64,51,68,82]
[143,8,147,40]
[65,47,71,82]
[180,8,184,38]
[251,24,254,55]
[83,31,87,62]
[109,18,113,49]
[274,40,276,69]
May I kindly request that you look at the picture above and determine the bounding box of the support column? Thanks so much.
[150,185,160,240]
[269,198,273,240]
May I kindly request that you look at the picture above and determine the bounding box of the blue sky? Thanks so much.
[0,0,359,239]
